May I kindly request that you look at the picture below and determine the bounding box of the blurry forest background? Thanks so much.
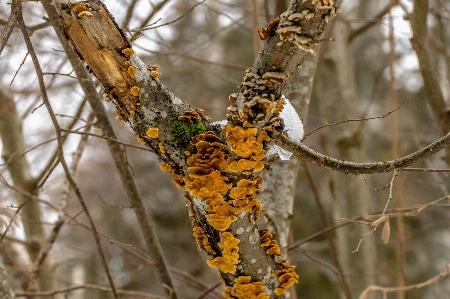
[1,0,450,298]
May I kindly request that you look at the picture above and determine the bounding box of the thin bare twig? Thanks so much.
[16,6,119,298]
[382,170,398,215]
[32,113,95,278]
[0,0,20,55]
[302,104,401,142]
[195,282,222,299]
[130,0,170,41]
[121,0,139,29]
[348,0,399,42]
[15,283,167,298]
[363,179,390,191]
[358,264,450,299]
[10,52,28,85]
[36,97,88,183]
[60,129,154,152]
[290,195,450,251]
[349,171,396,253]
[142,0,207,31]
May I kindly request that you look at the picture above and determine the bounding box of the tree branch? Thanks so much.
[276,132,450,174]
[56,1,338,297]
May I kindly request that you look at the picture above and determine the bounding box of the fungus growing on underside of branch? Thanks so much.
[261,228,282,256]
[206,231,240,274]
[273,259,300,295]
[223,276,269,299]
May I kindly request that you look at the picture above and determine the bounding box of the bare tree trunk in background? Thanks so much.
[0,267,14,299]
[410,0,450,166]
[317,17,377,298]
[0,90,56,294]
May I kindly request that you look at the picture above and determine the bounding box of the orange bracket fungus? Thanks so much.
[192,225,216,256]
[206,232,240,274]
[273,259,300,295]
[223,276,269,299]
[258,17,280,41]
[121,47,134,56]
[127,66,136,78]
[130,86,140,96]
[261,228,282,256]
[72,4,86,13]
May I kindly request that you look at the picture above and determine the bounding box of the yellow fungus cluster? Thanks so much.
[273,259,299,295]
[72,4,86,13]
[223,125,270,174]
[183,132,233,230]
[223,276,269,299]
[206,232,240,274]
[121,47,134,56]
[158,143,165,153]
[182,131,265,231]
[228,178,263,221]
[149,65,160,79]
[260,228,282,256]
[73,4,93,18]
[127,66,136,78]
[78,11,93,18]
[130,86,140,96]
[192,225,215,256]
[146,127,159,138]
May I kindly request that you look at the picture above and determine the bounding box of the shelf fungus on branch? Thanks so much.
[224,276,269,299]
[58,0,337,297]
[276,0,337,52]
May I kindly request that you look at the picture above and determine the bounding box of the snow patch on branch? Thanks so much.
[267,96,303,160]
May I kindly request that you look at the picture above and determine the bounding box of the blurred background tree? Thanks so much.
[1,0,450,298]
